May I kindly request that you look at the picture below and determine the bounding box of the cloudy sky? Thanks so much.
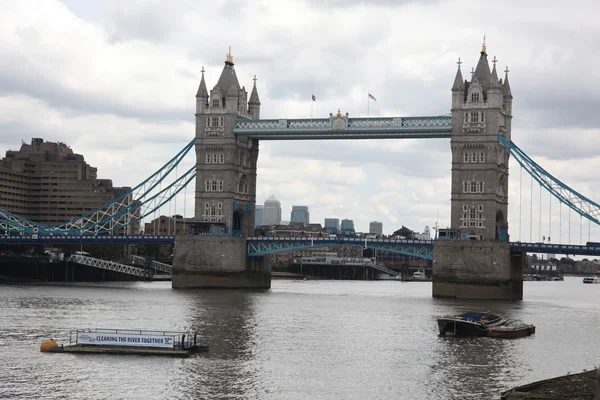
[1,0,600,243]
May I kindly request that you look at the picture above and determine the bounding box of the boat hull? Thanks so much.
[437,318,490,336]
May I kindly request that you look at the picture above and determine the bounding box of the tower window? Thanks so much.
[471,92,480,102]
[211,117,219,127]
[212,99,220,108]
[470,112,478,123]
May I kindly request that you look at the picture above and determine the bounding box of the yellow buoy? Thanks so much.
[40,339,59,352]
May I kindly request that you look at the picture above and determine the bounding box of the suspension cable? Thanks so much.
[530,174,533,242]
[519,165,523,241]
[549,190,552,242]
[539,184,542,242]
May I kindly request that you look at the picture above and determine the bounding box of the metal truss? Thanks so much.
[0,139,196,235]
[68,254,149,277]
[233,115,452,140]
[499,135,600,226]
[246,237,433,260]
[130,255,172,274]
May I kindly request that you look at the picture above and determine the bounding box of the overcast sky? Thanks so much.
[1,0,600,243]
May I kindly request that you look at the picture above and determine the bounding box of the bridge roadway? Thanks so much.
[2,235,600,258]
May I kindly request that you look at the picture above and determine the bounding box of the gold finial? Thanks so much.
[225,46,233,64]
[482,34,486,53]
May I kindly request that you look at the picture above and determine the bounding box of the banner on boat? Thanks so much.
[76,332,175,348]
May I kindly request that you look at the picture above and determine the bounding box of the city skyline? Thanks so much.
[1,1,600,243]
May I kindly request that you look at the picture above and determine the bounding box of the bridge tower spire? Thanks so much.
[433,40,522,300]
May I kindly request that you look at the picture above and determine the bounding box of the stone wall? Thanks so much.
[172,235,271,288]
[432,240,522,299]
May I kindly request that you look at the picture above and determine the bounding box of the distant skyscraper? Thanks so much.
[369,221,383,235]
[263,195,281,226]
[324,218,340,234]
[341,219,355,234]
[290,206,309,226]
[255,205,264,227]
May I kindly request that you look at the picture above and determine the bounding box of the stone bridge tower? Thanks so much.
[193,48,259,237]
[432,40,523,299]
[172,49,270,289]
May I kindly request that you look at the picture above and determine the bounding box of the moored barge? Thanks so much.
[41,328,208,357]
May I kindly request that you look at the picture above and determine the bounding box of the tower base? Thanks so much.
[172,235,271,289]
[432,241,523,300]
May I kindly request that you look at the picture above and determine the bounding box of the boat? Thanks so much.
[438,312,506,336]
[410,268,429,281]
[40,328,208,357]
[583,276,600,284]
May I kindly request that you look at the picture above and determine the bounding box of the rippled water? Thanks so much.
[1,277,599,399]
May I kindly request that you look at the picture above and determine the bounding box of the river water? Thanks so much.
[0,277,599,399]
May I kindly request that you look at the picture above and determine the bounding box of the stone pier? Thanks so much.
[172,236,271,289]
[432,241,523,299]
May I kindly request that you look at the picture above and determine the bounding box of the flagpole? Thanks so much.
[367,93,370,118]
[311,93,313,121]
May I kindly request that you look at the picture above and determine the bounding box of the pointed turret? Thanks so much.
[196,66,209,114]
[503,66,512,98]
[473,36,491,91]
[214,46,241,92]
[196,67,209,98]
[452,58,464,91]
[490,59,499,87]
[248,75,261,119]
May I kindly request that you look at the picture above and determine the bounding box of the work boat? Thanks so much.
[583,276,600,284]
[411,268,429,281]
[438,312,506,337]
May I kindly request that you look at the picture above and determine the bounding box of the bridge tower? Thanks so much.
[172,49,269,289]
[432,40,523,299]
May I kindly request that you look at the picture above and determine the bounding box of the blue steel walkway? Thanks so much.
[2,235,600,258]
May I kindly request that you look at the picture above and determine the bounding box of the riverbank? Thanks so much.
[501,368,599,399]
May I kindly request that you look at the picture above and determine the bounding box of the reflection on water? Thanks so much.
[0,278,599,399]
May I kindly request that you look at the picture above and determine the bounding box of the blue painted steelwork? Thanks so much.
[233,115,452,140]
[510,242,600,257]
[246,237,434,259]
[0,139,196,235]
[499,134,600,225]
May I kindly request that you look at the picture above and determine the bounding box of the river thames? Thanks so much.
[1,277,599,399]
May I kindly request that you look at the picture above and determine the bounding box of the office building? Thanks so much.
[369,221,383,235]
[0,138,135,231]
[263,194,281,225]
[290,205,309,226]
[341,219,355,235]
[324,218,340,234]
[255,205,264,227]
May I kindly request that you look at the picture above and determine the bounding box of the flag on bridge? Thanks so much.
[312,94,316,101]
[368,93,377,101]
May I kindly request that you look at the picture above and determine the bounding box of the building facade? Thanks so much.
[193,49,260,235]
[255,205,264,227]
[263,194,281,226]
[290,205,309,226]
[341,219,355,234]
[0,138,134,231]
[369,221,383,235]
[144,214,193,235]
[324,218,340,234]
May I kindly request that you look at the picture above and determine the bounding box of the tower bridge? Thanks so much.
[2,43,600,298]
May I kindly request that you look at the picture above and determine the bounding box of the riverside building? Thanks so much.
[0,138,135,230]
